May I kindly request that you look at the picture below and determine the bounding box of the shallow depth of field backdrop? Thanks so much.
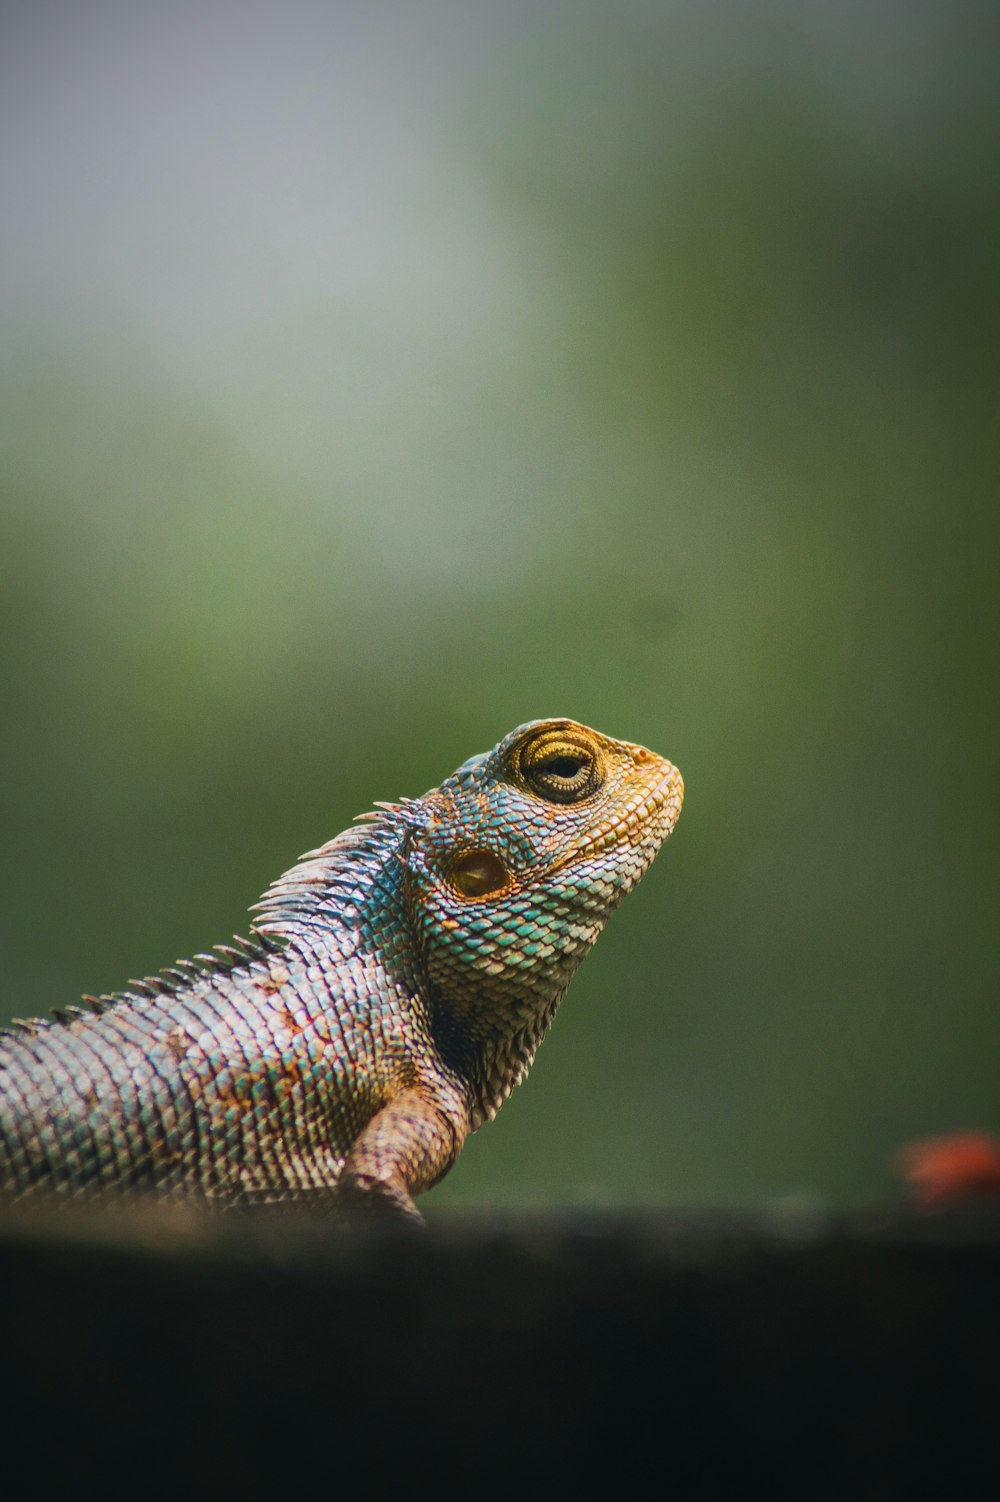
[1,0,997,1211]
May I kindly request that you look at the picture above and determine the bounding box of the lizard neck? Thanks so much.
[425,959,576,1130]
[463,989,568,1130]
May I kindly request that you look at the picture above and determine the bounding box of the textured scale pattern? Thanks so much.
[0,720,683,1218]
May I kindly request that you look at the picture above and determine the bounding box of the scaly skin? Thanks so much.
[0,720,683,1219]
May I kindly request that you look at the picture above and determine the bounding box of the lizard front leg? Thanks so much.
[336,1086,468,1222]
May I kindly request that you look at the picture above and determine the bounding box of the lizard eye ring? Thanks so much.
[516,730,605,804]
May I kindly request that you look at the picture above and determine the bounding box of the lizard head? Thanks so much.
[403,719,683,1035]
[251,718,682,1123]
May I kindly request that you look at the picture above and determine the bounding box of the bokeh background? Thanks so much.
[2,0,997,1212]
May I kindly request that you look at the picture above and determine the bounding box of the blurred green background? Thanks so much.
[1,0,997,1211]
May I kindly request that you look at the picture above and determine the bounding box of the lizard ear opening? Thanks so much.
[450,848,510,899]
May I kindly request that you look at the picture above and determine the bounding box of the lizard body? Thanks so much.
[0,719,683,1218]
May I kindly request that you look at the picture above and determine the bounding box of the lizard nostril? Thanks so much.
[450,848,510,899]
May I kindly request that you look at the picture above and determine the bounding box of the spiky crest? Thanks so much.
[252,804,409,935]
[0,932,288,1045]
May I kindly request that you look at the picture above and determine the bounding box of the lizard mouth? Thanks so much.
[549,756,684,880]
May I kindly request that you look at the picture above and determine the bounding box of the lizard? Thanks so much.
[0,718,683,1220]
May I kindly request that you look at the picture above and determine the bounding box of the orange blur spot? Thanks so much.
[895,1131,1000,1206]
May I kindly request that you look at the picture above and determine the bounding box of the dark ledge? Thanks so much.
[2,1201,997,1495]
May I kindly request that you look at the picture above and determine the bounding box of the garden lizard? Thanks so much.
[0,719,683,1218]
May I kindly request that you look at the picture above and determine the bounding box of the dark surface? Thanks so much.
[1,1202,996,1497]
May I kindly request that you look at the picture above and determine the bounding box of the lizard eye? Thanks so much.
[543,755,585,778]
[450,848,510,898]
[517,731,604,804]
